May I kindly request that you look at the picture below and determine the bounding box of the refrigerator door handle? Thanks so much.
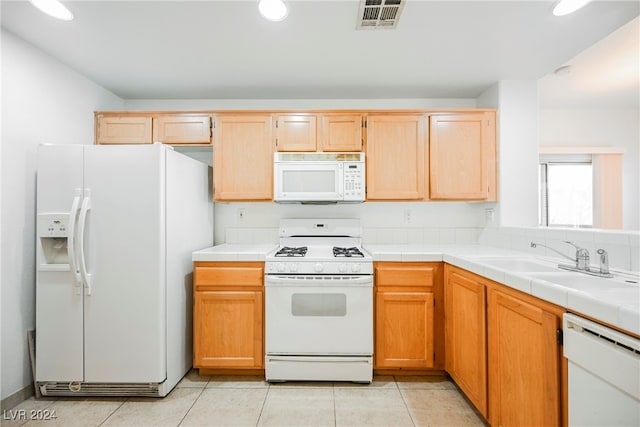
[68,189,82,294]
[78,189,92,296]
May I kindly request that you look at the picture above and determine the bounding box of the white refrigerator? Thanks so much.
[35,143,213,397]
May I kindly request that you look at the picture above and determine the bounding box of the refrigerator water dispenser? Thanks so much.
[37,213,70,270]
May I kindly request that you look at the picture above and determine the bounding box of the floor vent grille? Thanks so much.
[357,0,405,30]
[38,382,161,397]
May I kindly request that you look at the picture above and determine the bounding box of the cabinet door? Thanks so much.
[153,115,211,144]
[214,115,273,200]
[366,115,427,200]
[488,289,562,427]
[193,290,263,368]
[445,268,487,417]
[319,114,363,151]
[275,114,317,151]
[429,112,495,200]
[97,116,152,144]
[375,291,434,369]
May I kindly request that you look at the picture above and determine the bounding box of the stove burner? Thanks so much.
[333,246,364,258]
[274,246,308,257]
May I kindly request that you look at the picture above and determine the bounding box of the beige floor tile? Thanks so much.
[101,388,201,426]
[176,369,210,389]
[180,387,268,427]
[334,388,414,427]
[206,375,269,389]
[21,398,124,427]
[334,375,396,389]
[257,388,335,427]
[401,388,486,427]
[395,375,457,390]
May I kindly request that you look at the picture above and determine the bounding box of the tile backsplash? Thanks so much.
[479,226,640,272]
[215,201,491,246]
[214,202,639,272]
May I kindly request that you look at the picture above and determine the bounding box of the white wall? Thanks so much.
[1,30,124,402]
[539,108,640,230]
[478,81,539,228]
[124,98,476,111]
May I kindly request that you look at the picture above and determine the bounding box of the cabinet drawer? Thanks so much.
[375,263,435,287]
[195,263,263,289]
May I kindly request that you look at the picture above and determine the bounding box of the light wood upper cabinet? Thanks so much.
[444,265,488,418]
[487,285,564,427]
[374,262,443,370]
[193,262,264,371]
[366,115,428,200]
[153,114,211,145]
[96,113,212,145]
[96,116,152,144]
[429,112,497,200]
[319,114,363,151]
[275,114,317,151]
[214,114,273,201]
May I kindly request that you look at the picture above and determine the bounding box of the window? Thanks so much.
[539,156,593,228]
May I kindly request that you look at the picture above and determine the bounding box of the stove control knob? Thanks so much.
[289,263,298,273]
[277,263,286,273]
[351,263,361,273]
[338,263,347,273]
[314,263,324,273]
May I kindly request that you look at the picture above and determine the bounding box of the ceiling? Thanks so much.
[1,0,639,106]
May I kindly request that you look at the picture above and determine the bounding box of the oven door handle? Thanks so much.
[264,275,373,286]
[266,356,372,363]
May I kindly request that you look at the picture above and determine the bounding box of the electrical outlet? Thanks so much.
[237,208,245,221]
[403,209,412,224]
[485,208,494,221]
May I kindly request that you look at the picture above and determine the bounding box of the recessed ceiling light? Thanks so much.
[554,65,572,76]
[28,0,74,21]
[552,0,592,16]
[259,0,288,22]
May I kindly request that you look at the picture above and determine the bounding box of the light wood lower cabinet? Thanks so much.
[193,262,264,371]
[444,264,566,426]
[444,265,487,418]
[374,262,444,370]
[487,285,564,427]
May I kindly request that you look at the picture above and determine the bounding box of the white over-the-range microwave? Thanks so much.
[273,152,365,203]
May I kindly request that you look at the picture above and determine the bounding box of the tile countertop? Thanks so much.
[192,243,278,262]
[365,244,640,337]
[192,243,640,336]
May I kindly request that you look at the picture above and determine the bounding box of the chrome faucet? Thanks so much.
[530,241,613,278]
[563,241,590,270]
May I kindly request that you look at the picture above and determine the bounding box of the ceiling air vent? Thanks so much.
[356,0,405,30]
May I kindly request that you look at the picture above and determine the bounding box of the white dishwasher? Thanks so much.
[564,313,640,426]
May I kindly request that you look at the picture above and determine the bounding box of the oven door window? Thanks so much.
[291,293,346,316]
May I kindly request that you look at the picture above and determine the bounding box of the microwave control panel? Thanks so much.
[343,163,365,201]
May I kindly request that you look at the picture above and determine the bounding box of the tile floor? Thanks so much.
[2,371,487,427]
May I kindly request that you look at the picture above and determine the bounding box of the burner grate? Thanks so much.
[275,246,308,257]
[333,246,365,258]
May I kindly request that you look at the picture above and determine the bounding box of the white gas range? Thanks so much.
[264,218,373,383]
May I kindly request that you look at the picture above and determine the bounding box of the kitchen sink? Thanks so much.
[473,257,560,273]
[528,272,640,290]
